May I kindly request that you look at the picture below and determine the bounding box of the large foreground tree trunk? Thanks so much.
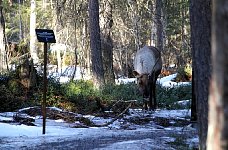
[89,0,105,88]
[207,1,228,149]
[190,0,212,149]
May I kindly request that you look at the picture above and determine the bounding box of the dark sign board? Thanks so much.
[35,29,56,43]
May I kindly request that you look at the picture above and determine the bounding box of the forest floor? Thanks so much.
[0,106,198,150]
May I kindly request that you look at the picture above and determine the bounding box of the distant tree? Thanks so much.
[163,0,191,67]
[127,0,140,50]
[1,0,193,76]
[190,0,212,149]
[0,0,6,72]
[18,0,23,40]
[207,0,228,149]
[100,0,115,84]
[155,0,163,51]
[88,0,105,88]
[30,0,39,64]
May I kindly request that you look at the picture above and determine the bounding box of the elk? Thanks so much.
[133,46,162,110]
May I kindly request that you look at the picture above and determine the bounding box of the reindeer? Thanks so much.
[133,46,162,110]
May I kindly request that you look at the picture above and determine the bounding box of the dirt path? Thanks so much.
[13,127,197,150]
[0,108,198,150]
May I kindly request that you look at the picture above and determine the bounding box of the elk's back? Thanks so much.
[133,46,161,75]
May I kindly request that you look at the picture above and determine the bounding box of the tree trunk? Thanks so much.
[84,20,91,76]
[0,0,6,72]
[18,0,23,40]
[148,0,156,46]
[191,69,197,121]
[71,11,78,81]
[128,0,140,50]
[30,0,39,64]
[155,0,163,51]
[207,0,228,149]
[190,0,212,149]
[89,0,105,88]
[101,0,115,84]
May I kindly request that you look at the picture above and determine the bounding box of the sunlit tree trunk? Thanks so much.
[30,0,39,64]
[42,0,47,9]
[53,0,66,74]
[207,0,228,149]
[0,0,6,72]
[128,0,140,50]
[190,0,212,149]
[89,0,105,88]
[71,2,77,81]
[148,0,156,47]
[83,20,91,76]
[18,0,23,40]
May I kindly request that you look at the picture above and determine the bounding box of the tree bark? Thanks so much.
[84,20,91,76]
[89,0,105,88]
[155,0,163,51]
[101,0,115,84]
[128,0,140,50]
[0,0,6,72]
[190,0,212,149]
[18,0,23,40]
[30,0,39,64]
[207,0,228,149]
[191,69,197,121]
[71,8,78,81]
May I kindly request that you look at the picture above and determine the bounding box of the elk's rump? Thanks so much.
[133,46,160,75]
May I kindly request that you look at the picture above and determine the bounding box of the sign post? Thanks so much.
[35,29,56,134]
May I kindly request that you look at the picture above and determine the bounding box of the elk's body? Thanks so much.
[133,46,162,110]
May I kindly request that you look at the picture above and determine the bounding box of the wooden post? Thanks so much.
[42,42,47,134]
[35,29,56,135]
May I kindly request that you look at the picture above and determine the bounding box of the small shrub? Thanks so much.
[8,79,22,96]
[100,83,141,101]
[0,69,192,113]
[62,80,97,100]
[59,81,142,113]
[176,64,192,82]
[157,84,192,109]
[0,74,10,86]
[60,80,99,113]
[31,76,64,107]
[0,85,23,112]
